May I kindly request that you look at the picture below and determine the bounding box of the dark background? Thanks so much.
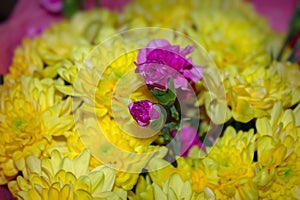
[0,0,18,23]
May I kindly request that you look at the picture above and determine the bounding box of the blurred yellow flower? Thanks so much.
[8,149,127,200]
[122,0,193,30]
[0,76,73,184]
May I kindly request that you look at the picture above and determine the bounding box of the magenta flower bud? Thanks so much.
[128,100,159,126]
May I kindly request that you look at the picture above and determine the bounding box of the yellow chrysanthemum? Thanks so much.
[4,39,43,85]
[5,9,118,83]
[147,152,217,195]
[8,149,127,200]
[201,127,258,199]
[0,76,73,184]
[146,126,257,198]
[225,62,300,122]
[255,102,300,199]
[74,115,167,190]
[128,174,215,200]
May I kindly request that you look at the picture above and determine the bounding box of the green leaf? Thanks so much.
[150,77,177,106]
[63,0,79,18]
[170,105,180,121]
[277,1,300,61]
[149,105,167,132]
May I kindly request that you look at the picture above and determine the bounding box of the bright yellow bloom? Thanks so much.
[0,76,73,184]
[8,149,127,200]
[255,102,300,198]
[202,127,258,199]
[225,62,299,122]
[6,9,118,84]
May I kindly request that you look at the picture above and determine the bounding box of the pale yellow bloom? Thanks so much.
[225,62,299,122]
[8,149,127,200]
[0,76,73,184]
[255,102,300,199]
[128,174,215,200]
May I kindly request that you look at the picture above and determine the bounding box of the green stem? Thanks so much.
[95,0,100,7]
[287,39,300,62]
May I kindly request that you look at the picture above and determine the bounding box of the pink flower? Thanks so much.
[135,39,203,90]
[173,126,203,157]
[128,100,159,126]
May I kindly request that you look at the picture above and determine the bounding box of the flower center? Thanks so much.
[13,118,26,131]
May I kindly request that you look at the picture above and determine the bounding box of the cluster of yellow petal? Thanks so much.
[202,127,258,199]
[128,174,215,200]
[0,76,73,184]
[255,102,300,198]
[224,62,300,122]
[74,115,167,190]
[5,9,118,84]
[8,149,127,200]
[144,126,257,199]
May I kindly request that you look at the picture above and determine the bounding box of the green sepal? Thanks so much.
[149,105,167,132]
[150,77,177,106]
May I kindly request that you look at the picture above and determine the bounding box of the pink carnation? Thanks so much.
[135,39,203,90]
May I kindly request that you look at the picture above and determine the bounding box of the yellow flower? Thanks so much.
[255,136,300,199]
[6,9,118,83]
[74,115,167,190]
[186,0,277,71]
[122,0,193,30]
[0,76,73,184]
[202,127,258,199]
[128,174,215,200]
[198,61,300,124]
[4,39,43,85]
[8,149,127,200]
[255,102,300,198]
[225,62,299,122]
[147,154,216,195]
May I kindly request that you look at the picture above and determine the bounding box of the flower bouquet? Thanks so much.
[0,0,300,199]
